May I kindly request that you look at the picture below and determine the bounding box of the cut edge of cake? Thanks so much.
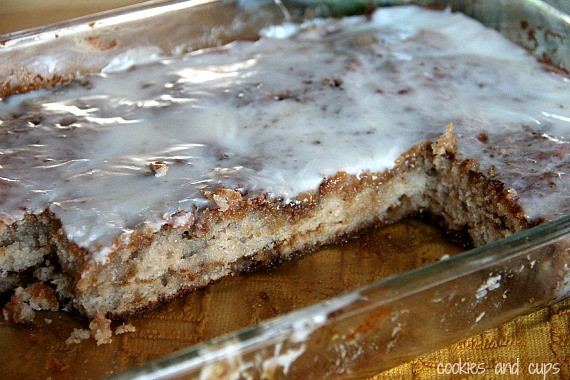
[1,124,535,327]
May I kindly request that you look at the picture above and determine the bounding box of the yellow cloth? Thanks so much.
[371,298,570,379]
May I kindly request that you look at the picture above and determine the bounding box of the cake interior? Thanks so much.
[1,127,529,321]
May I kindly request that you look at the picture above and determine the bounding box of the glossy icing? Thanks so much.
[0,6,568,261]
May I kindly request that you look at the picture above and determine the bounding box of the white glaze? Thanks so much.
[0,6,568,260]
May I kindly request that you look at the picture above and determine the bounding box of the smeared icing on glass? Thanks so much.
[0,6,568,261]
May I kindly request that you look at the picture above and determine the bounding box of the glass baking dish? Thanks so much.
[112,216,569,379]
[0,0,568,378]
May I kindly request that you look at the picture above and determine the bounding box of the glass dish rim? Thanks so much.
[0,0,217,43]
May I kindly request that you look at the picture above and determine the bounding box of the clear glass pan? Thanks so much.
[1,0,568,378]
[111,215,570,379]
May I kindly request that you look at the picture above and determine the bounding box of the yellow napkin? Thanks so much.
[372,298,569,379]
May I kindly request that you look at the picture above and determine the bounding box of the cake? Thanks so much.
[0,6,568,329]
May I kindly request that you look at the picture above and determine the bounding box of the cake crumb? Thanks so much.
[2,283,59,323]
[89,314,113,345]
[205,189,243,212]
[65,328,91,345]
[431,123,457,155]
[149,161,169,177]
[115,323,136,335]
[44,318,52,324]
